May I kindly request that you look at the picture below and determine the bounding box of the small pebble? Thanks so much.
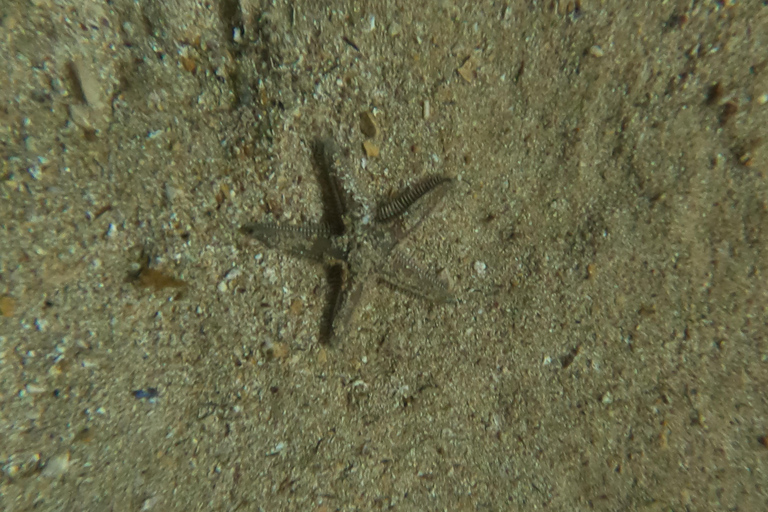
[180,55,196,73]
[141,496,161,511]
[27,166,42,180]
[473,260,487,277]
[122,21,134,36]
[289,298,303,316]
[218,268,241,291]
[133,388,159,400]
[363,140,380,158]
[72,59,105,109]
[262,339,289,359]
[437,268,453,289]
[267,442,285,456]
[589,45,604,57]
[26,383,46,394]
[757,93,768,105]
[223,268,241,281]
[34,318,48,332]
[359,111,379,138]
[0,295,16,317]
[41,451,70,479]
[69,104,94,130]
[457,57,475,83]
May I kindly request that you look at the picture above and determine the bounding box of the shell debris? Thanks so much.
[359,111,379,138]
[71,58,105,109]
[457,57,475,83]
[363,140,380,158]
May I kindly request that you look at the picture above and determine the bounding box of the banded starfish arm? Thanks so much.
[377,251,454,303]
[321,263,365,344]
[375,175,452,222]
[375,176,453,244]
[313,138,362,236]
[240,222,346,262]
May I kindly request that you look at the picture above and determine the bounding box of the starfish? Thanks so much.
[241,138,454,344]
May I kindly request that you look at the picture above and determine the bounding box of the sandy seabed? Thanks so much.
[1,1,767,510]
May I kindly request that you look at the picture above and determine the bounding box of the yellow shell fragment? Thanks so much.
[363,140,380,158]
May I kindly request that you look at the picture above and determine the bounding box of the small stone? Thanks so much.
[423,99,430,120]
[757,93,768,105]
[289,298,303,316]
[41,451,70,479]
[223,268,241,282]
[26,383,46,394]
[27,166,42,180]
[74,428,95,443]
[363,140,380,158]
[589,45,605,57]
[359,111,379,138]
[457,57,475,83]
[141,496,161,511]
[389,22,402,37]
[473,260,487,277]
[72,59,105,109]
[263,266,278,284]
[69,104,94,130]
[137,268,186,291]
[34,318,48,332]
[180,56,196,73]
[267,442,285,455]
[218,268,241,291]
[0,295,15,317]
[437,268,453,289]
[262,339,289,359]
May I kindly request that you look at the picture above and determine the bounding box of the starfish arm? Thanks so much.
[375,176,453,246]
[376,176,452,222]
[313,138,363,235]
[321,263,365,344]
[240,222,346,262]
[378,251,454,303]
